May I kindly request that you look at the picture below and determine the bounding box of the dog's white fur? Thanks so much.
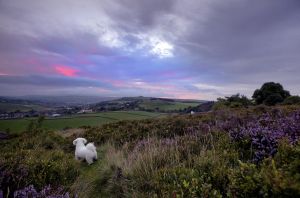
[73,137,97,165]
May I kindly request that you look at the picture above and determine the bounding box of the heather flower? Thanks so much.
[228,110,300,162]
[13,185,70,198]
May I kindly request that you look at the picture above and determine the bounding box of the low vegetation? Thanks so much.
[1,82,299,197]
[1,104,299,197]
[213,94,252,110]
[283,95,300,105]
[0,119,79,197]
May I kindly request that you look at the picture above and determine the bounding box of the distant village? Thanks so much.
[0,100,140,120]
[0,106,93,120]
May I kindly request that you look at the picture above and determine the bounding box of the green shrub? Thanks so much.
[212,101,229,111]
[213,94,252,110]
[228,141,300,197]
[152,145,237,198]
[283,95,300,105]
[228,161,267,197]
[154,167,205,197]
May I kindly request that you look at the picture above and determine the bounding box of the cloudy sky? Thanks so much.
[0,0,299,100]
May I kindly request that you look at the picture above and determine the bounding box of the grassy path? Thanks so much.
[70,145,108,198]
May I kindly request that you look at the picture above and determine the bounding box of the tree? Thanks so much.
[252,82,290,106]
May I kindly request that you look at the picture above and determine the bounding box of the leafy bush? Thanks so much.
[228,141,300,197]
[154,167,223,198]
[213,94,252,110]
[283,95,300,105]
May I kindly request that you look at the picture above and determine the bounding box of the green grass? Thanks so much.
[139,101,199,111]
[0,119,31,132]
[42,117,113,131]
[74,111,162,118]
[0,111,164,133]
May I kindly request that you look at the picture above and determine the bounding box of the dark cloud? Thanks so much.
[0,75,113,88]
[102,0,176,30]
[0,0,299,98]
[35,31,118,57]
[0,31,32,53]
[185,0,300,61]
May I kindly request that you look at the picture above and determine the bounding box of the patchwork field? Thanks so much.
[138,101,199,111]
[0,111,164,132]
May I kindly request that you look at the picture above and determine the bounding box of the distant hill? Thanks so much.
[0,96,50,113]
[0,95,118,113]
[92,96,207,112]
[0,95,211,113]
[186,101,215,113]
[20,95,118,105]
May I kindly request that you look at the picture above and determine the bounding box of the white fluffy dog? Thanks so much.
[73,137,97,165]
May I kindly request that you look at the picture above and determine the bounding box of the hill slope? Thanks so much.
[92,96,204,112]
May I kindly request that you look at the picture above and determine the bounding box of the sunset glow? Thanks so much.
[55,65,78,77]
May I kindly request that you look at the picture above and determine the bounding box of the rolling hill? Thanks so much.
[92,96,205,112]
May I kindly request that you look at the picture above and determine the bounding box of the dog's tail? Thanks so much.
[86,142,96,152]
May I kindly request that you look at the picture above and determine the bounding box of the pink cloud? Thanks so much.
[105,79,179,94]
[103,79,126,87]
[163,90,202,99]
[0,72,9,76]
[54,65,78,77]
[97,87,111,93]
[129,81,176,92]
[91,77,205,100]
